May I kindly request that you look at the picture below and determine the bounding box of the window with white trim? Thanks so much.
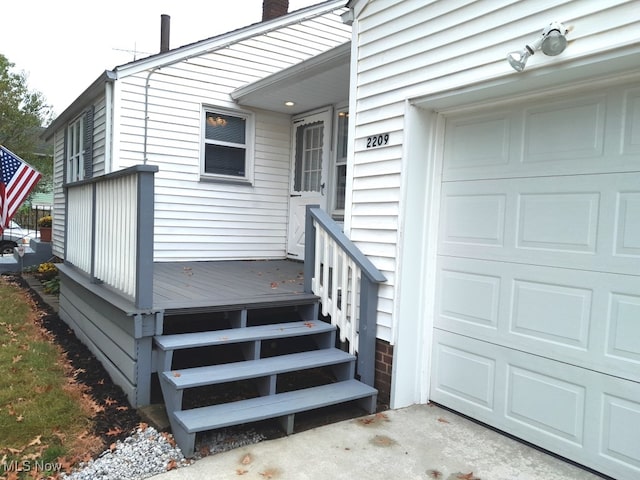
[67,116,84,182]
[202,108,253,182]
[332,109,348,217]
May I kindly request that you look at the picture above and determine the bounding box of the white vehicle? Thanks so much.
[0,221,37,255]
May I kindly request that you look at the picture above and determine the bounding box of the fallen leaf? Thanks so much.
[12,354,22,364]
[270,282,279,289]
[303,321,314,328]
[139,422,149,431]
[241,453,252,465]
[16,415,24,422]
[106,427,123,436]
[456,473,479,480]
[236,469,248,475]
[437,417,450,424]
[104,397,118,406]
[427,469,443,479]
[27,435,42,446]
[259,469,279,479]
[116,406,129,411]
[161,431,177,447]
[172,371,182,378]
[167,459,178,471]
[8,448,23,455]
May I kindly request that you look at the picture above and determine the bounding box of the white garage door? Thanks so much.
[430,83,640,480]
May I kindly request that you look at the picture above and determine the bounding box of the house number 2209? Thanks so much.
[366,134,389,148]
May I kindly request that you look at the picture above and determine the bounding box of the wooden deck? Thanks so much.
[153,260,315,314]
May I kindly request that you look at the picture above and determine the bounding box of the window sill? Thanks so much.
[199,175,253,186]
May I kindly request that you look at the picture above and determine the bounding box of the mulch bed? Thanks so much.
[2,272,142,447]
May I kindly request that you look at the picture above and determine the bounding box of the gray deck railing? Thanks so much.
[303,205,386,387]
[64,165,158,309]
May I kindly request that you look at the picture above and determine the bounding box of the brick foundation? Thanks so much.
[374,338,393,409]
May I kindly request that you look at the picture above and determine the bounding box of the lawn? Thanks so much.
[0,276,102,478]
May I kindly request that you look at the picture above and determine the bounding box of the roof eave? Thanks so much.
[42,70,117,141]
[114,0,348,78]
[231,41,351,102]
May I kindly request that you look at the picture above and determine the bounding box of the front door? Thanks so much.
[287,109,331,259]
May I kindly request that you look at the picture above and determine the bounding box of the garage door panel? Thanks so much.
[517,192,599,253]
[616,192,640,257]
[431,331,640,480]
[607,293,640,365]
[511,279,591,349]
[439,173,640,275]
[443,89,640,182]
[523,95,606,163]
[506,364,586,445]
[622,87,640,155]
[602,394,640,470]
[432,341,496,411]
[435,256,640,382]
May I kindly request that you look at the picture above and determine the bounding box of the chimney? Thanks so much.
[160,14,170,53]
[262,0,289,21]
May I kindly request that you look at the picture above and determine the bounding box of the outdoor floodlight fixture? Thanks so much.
[507,21,572,72]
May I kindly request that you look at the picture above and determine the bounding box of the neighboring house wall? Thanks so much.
[347,0,640,344]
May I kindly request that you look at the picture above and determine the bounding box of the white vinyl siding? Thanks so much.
[92,97,107,176]
[349,0,640,343]
[52,129,66,259]
[111,7,350,261]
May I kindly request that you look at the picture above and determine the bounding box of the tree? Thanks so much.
[0,53,54,192]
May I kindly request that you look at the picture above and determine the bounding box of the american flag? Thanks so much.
[0,145,42,231]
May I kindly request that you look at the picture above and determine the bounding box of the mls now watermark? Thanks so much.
[2,459,63,473]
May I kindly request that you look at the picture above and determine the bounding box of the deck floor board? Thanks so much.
[152,260,311,313]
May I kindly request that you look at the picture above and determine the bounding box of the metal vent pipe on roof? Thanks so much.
[262,0,289,21]
[160,14,170,53]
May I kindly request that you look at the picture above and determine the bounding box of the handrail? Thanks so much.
[303,205,386,387]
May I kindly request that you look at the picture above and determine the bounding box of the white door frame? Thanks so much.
[390,55,640,409]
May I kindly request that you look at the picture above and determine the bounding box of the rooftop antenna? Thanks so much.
[112,43,153,61]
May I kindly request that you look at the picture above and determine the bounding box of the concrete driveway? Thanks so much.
[151,403,604,480]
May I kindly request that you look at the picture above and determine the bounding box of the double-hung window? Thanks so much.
[332,109,348,218]
[202,108,254,183]
[67,116,84,183]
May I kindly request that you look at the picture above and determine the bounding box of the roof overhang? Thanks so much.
[42,70,117,141]
[231,42,351,114]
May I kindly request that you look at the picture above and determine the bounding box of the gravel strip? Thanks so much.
[62,425,189,480]
[62,425,267,480]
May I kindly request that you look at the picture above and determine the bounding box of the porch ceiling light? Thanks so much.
[507,21,572,72]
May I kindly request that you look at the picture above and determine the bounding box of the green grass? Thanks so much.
[0,277,96,475]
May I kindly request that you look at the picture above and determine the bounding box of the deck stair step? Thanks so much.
[155,317,377,458]
[171,380,377,457]
[162,348,356,390]
[154,320,336,371]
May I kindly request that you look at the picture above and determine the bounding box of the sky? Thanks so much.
[1,0,323,117]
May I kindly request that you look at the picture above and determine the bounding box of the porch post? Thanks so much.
[357,277,378,387]
[135,168,156,310]
[303,204,319,294]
